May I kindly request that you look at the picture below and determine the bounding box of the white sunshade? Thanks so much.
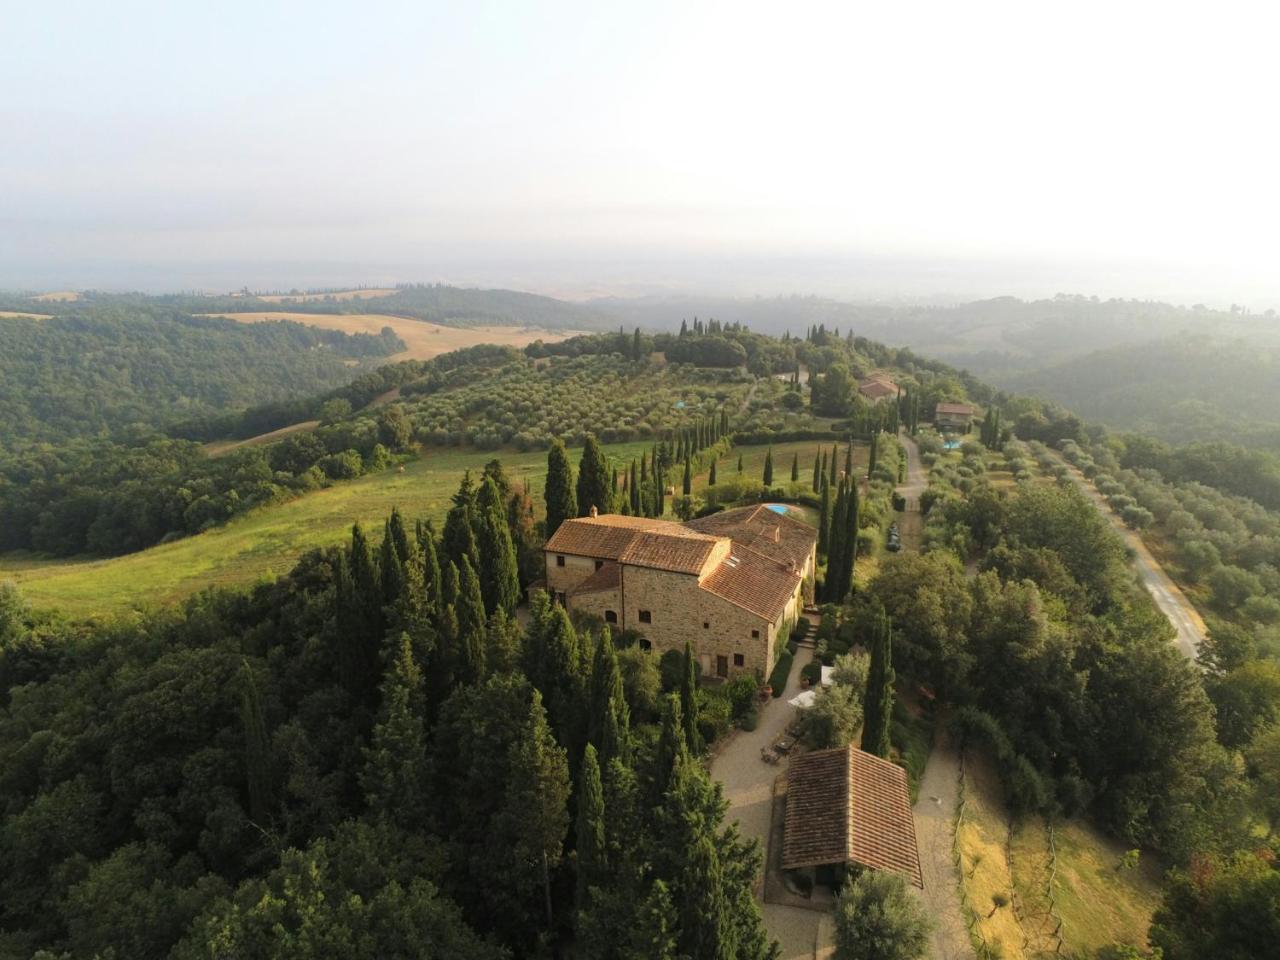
[788,689,817,709]
[821,666,835,687]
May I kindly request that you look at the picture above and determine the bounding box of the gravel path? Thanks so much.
[710,642,831,959]
[910,726,976,960]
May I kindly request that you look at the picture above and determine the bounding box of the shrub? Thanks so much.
[768,650,794,696]
[800,661,823,686]
[725,674,760,722]
[833,870,932,960]
[696,689,733,744]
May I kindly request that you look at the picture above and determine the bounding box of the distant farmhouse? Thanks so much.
[934,401,976,432]
[543,506,816,680]
[857,375,900,404]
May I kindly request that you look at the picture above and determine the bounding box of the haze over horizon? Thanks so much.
[5,1,1278,307]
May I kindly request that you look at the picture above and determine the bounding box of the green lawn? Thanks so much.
[1,440,834,618]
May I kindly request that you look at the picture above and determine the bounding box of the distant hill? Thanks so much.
[995,335,1280,448]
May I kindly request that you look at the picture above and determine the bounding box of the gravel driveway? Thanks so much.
[710,643,832,959]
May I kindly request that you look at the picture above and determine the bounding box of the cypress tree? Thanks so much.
[680,641,702,754]
[708,457,717,486]
[476,475,520,616]
[632,327,643,361]
[576,743,608,913]
[420,521,443,618]
[737,453,744,474]
[379,518,406,611]
[844,442,853,480]
[651,694,688,804]
[682,457,692,496]
[868,432,879,477]
[824,480,848,601]
[545,439,576,538]
[456,554,488,684]
[812,450,822,492]
[762,447,774,486]
[360,633,429,827]
[861,605,895,759]
[239,661,273,824]
[720,409,728,436]
[830,444,839,486]
[630,459,641,514]
[679,833,737,960]
[588,627,629,757]
[577,433,614,516]
[817,477,832,559]
[348,523,385,681]
[790,452,799,482]
[443,472,480,570]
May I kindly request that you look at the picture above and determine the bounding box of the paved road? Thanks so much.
[710,644,832,959]
[1056,457,1205,661]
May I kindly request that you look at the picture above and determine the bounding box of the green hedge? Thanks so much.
[800,661,823,686]
[768,651,795,697]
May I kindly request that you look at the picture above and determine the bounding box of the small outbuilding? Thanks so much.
[782,744,923,889]
[934,402,976,432]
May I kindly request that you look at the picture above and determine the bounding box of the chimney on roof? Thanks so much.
[589,505,598,518]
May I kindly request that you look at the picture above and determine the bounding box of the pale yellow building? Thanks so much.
[542,506,816,680]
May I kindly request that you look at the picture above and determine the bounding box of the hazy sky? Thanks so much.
[4,1,1279,302]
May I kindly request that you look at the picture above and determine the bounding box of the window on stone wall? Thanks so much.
[703,621,710,629]
[751,629,760,638]
[556,555,565,567]
[595,559,604,570]
[605,610,618,623]
[639,610,652,624]
[734,653,745,667]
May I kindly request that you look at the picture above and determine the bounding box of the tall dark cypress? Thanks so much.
[476,475,521,616]
[545,439,576,538]
[762,447,774,486]
[824,480,848,601]
[817,477,831,560]
[443,472,480,570]
[737,453,744,474]
[350,522,385,652]
[420,520,443,619]
[456,554,487,684]
[812,450,822,492]
[239,661,273,824]
[680,642,702,754]
[868,432,879,477]
[708,458,717,487]
[577,433,614,517]
[682,458,692,496]
[829,443,839,486]
[790,452,799,482]
[632,327,643,361]
[629,459,640,514]
[576,743,608,913]
[379,519,406,611]
[861,604,895,758]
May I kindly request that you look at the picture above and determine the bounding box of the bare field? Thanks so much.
[0,311,52,319]
[199,311,581,362]
[204,420,323,458]
[256,288,398,303]
[30,290,80,302]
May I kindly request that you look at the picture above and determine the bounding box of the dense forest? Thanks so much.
[0,308,402,447]
[0,458,775,959]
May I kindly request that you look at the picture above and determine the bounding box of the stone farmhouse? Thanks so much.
[857,375,900,404]
[542,505,817,680]
[934,401,976,432]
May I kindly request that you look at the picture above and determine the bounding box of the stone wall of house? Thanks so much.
[621,566,773,680]
[567,586,622,626]
[545,551,602,599]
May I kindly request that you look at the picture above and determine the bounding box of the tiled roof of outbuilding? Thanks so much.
[783,745,923,888]
[700,546,801,620]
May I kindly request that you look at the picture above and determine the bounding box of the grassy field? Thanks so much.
[30,290,80,302]
[0,310,52,319]
[1,440,829,618]
[958,751,1160,959]
[199,312,580,363]
[257,288,398,303]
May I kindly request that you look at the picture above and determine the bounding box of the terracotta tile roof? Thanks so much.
[544,515,720,575]
[935,402,975,416]
[783,745,923,888]
[685,505,816,571]
[859,378,899,400]
[699,546,801,621]
[569,561,620,595]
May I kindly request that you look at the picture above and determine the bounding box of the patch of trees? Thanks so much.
[0,307,403,448]
[0,405,415,557]
[0,460,775,958]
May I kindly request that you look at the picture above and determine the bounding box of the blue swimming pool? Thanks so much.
[766,504,788,514]
[944,440,962,450]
